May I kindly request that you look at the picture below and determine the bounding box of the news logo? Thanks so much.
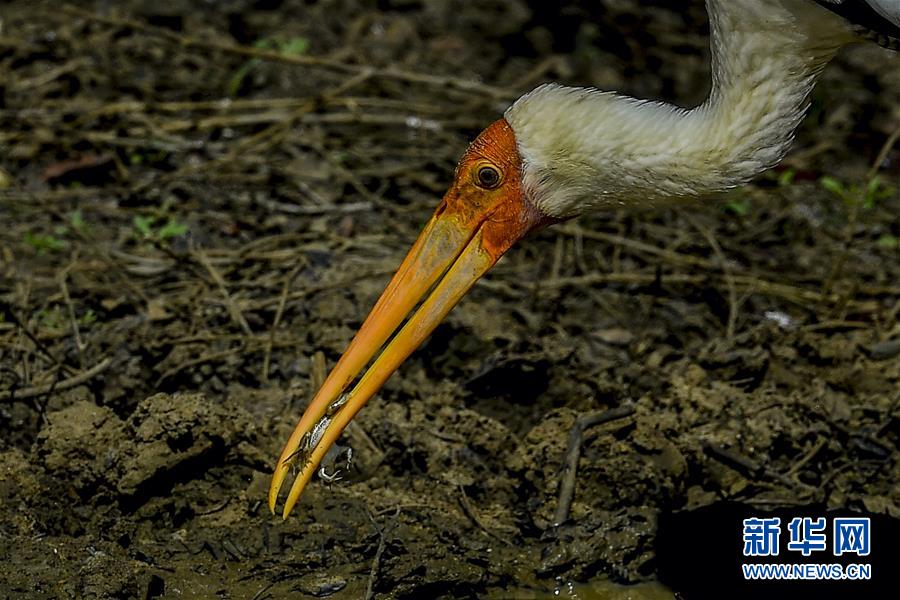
[787,517,827,556]
[833,518,870,557]
[742,517,780,557]
[741,516,872,581]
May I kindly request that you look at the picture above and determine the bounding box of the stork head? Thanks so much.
[269,118,556,517]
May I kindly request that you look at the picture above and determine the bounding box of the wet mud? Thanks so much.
[1,1,898,598]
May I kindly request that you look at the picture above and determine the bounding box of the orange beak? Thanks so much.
[268,119,551,517]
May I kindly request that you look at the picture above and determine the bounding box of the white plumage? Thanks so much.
[826,0,900,25]
[868,0,900,22]
[504,0,884,218]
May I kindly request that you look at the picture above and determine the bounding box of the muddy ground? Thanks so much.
[1,0,898,598]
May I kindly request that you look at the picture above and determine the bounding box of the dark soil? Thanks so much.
[1,1,898,598]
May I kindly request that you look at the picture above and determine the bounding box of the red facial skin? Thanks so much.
[439,118,555,260]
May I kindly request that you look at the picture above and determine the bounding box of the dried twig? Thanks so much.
[61,6,516,101]
[59,261,87,366]
[865,121,900,182]
[526,271,884,313]
[262,263,304,382]
[194,250,253,336]
[703,442,815,494]
[0,357,112,402]
[458,484,513,547]
[557,225,715,271]
[553,404,636,527]
[365,507,399,600]
[687,216,741,340]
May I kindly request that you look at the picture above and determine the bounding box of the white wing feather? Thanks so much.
[868,0,900,25]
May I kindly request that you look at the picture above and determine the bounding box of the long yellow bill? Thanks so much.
[269,118,551,517]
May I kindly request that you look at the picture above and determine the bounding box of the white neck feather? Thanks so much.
[505,0,855,218]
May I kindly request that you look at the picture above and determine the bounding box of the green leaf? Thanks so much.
[70,209,86,232]
[864,177,895,209]
[876,234,898,250]
[777,168,796,187]
[227,58,261,97]
[278,36,309,55]
[37,306,64,330]
[157,219,188,240]
[133,215,155,238]
[819,176,845,196]
[79,309,98,327]
[24,232,65,254]
[724,189,753,217]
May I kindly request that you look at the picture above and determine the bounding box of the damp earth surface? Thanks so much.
[1,0,898,598]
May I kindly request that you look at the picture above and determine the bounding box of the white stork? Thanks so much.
[269,0,900,517]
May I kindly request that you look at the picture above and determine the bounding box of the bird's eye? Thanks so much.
[475,165,502,189]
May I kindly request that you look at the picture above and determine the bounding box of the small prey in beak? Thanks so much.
[269,119,551,518]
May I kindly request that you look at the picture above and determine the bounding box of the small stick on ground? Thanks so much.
[0,304,70,375]
[865,121,900,182]
[553,404,636,527]
[59,260,87,366]
[60,6,517,101]
[703,442,816,494]
[365,507,399,600]
[194,250,252,336]
[310,351,327,391]
[155,345,245,386]
[0,357,112,402]
[262,262,303,382]
[786,438,827,480]
[687,215,741,340]
[249,582,275,600]
[458,484,513,547]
